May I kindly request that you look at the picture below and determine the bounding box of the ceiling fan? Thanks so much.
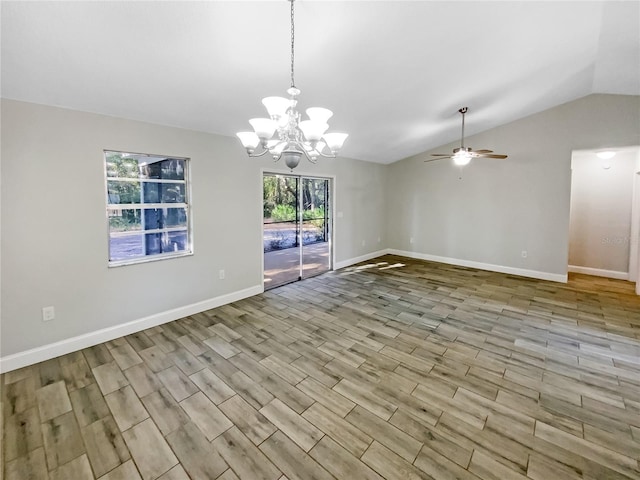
[425,107,508,166]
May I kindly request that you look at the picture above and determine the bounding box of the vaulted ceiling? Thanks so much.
[2,1,639,163]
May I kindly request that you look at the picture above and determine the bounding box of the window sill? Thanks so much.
[108,250,193,268]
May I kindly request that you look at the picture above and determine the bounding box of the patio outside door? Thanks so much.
[263,173,332,289]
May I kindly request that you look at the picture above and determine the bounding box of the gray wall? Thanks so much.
[3,94,639,361]
[569,149,638,274]
[1,99,387,357]
[385,94,640,277]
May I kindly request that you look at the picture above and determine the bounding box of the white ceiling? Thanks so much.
[2,1,639,164]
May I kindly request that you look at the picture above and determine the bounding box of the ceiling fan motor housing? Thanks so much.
[453,147,472,154]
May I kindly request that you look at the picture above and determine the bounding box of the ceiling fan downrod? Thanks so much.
[459,107,468,149]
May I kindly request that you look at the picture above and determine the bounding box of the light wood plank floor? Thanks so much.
[3,255,640,479]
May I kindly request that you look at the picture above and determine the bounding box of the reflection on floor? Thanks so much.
[264,241,330,288]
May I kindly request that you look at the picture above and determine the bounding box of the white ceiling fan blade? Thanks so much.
[475,153,508,159]
[424,157,450,163]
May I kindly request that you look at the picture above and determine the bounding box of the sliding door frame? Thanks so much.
[260,168,336,291]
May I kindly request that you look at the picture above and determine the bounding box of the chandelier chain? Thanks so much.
[290,0,295,89]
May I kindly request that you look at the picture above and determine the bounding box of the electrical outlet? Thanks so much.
[410,237,414,244]
[377,236,381,243]
[42,306,55,322]
[219,269,225,280]
[361,240,366,247]
[521,250,528,258]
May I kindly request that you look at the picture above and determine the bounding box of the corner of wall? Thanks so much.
[389,249,568,283]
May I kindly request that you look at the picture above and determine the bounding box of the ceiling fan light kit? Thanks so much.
[425,107,508,166]
[452,148,473,166]
[236,0,348,170]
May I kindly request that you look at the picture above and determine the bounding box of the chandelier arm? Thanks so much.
[317,151,337,159]
[247,148,272,158]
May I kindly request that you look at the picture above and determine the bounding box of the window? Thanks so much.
[105,151,191,266]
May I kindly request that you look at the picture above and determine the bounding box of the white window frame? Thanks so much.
[104,150,193,267]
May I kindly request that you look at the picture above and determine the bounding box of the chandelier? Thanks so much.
[236,0,348,170]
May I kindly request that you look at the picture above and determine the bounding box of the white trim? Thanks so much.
[568,265,629,280]
[110,226,187,238]
[261,168,337,288]
[0,285,263,373]
[335,249,390,270]
[388,249,568,283]
[107,203,188,210]
[629,169,640,282]
[108,178,185,184]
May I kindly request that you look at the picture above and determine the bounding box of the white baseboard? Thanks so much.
[568,265,629,280]
[388,249,568,283]
[335,249,390,270]
[0,250,574,373]
[0,285,263,374]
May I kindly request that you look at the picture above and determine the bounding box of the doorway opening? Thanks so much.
[263,173,332,289]
[568,146,640,293]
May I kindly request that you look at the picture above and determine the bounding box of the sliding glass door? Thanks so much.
[301,177,331,280]
[263,174,301,288]
[263,173,332,289]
